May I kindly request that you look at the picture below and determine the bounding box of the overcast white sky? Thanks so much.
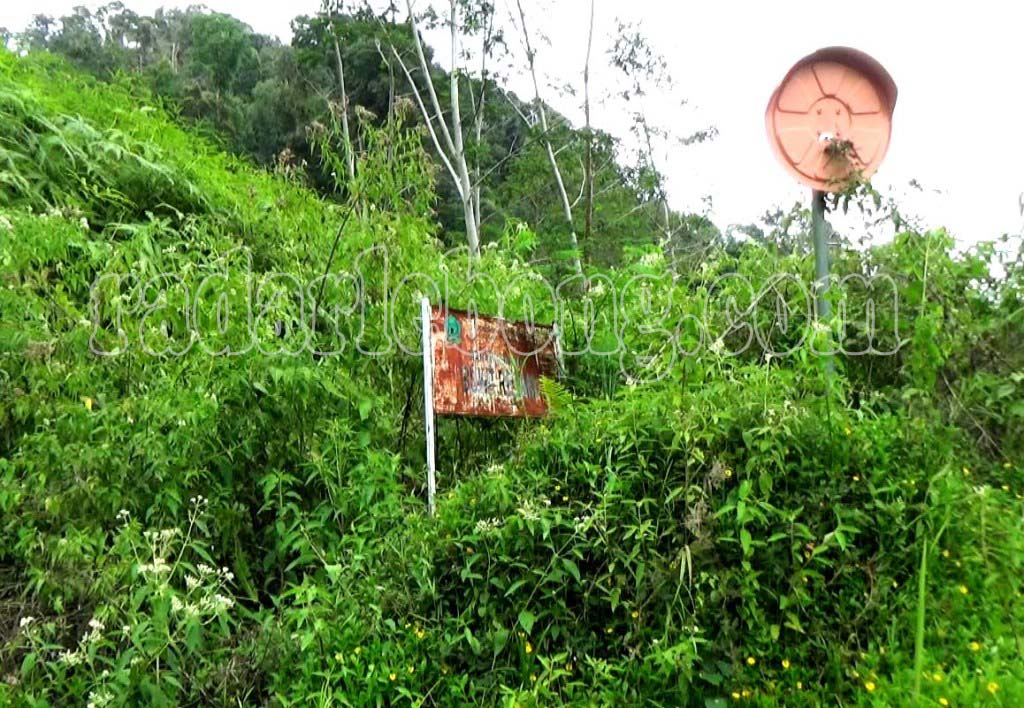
[4,1,1023,245]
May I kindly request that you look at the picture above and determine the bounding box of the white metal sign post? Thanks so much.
[420,297,437,516]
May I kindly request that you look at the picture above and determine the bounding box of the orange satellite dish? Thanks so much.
[766,47,897,192]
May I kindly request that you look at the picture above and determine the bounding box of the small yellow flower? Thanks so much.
[969,641,981,652]
[939,698,949,707]
[1003,462,1012,469]
[525,641,533,654]
[933,673,943,683]
[942,549,950,558]
[781,659,791,669]
[958,584,969,595]
[987,681,999,694]
[389,672,397,681]
[530,674,537,682]
[415,629,425,640]
[606,627,613,634]
[407,665,415,674]
[631,610,639,619]
[844,426,852,436]
[864,681,876,692]
[962,466,971,476]
[796,681,803,690]
[741,689,751,698]
[562,495,569,502]
[467,547,475,555]
[746,656,756,666]
[1002,484,1010,492]
[731,692,741,700]
[334,652,343,662]
[955,560,962,568]
[853,475,861,482]
[555,485,561,492]
[84,397,94,411]
[724,468,734,479]
[354,646,362,655]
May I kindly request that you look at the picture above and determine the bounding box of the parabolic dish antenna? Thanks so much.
[766,47,897,192]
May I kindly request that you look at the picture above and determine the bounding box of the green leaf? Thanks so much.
[740,528,753,557]
[518,609,535,635]
[562,558,581,584]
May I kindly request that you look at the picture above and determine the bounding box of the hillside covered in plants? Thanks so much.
[1,6,1023,707]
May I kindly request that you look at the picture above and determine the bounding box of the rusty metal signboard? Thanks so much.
[419,299,560,515]
[428,305,559,418]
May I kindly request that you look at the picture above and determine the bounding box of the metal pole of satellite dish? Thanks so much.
[811,189,835,374]
[811,189,830,321]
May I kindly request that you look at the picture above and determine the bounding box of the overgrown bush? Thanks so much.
[1,49,1022,706]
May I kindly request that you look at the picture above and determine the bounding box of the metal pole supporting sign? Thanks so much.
[420,297,436,516]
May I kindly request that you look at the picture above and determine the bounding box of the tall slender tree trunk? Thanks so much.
[514,0,584,278]
[330,19,356,181]
[583,0,595,247]
[448,0,480,254]
[396,0,480,256]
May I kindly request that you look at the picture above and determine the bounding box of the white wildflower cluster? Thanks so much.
[639,251,665,268]
[143,528,179,544]
[709,338,726,355]
[485,462,505,475]
[516,497,551,522]
[52,612,107,664]
[116,509,130,524]
[0,215,12,231]
[588,280,607,298]
[474,517,504,534]
[170,590,235,619]
[517,500,540,521]
[138,557,171,576]
[19,616,35,630]
[170,561,237,620]
[84,618,105,644]
[58,648,84,666]
[196,563,234,582]
[86,689,113,708]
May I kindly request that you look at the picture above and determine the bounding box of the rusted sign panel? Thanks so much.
[429,306,559,417]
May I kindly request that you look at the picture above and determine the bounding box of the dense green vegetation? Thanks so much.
[1,6,1023,707]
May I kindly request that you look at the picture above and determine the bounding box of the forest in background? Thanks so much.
[3,1,726,271]
[0,2,1022,706]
